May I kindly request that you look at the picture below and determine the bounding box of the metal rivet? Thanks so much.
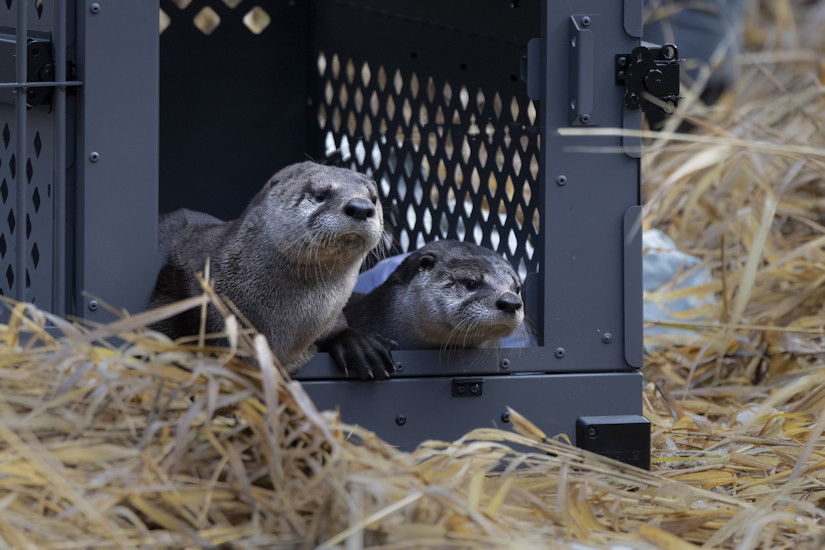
[395,362,404,372]
[586,426,598,438]
[395,415,406,426]
[554,347,565,359]
[89,152,99,163]
[581,16,591,27]
[470,383,480,394]
[602,332,613,344]
[580,113,591,124]
[617,70,626,80]
[617,56,627,67]
[88,299,99,311]
[501,412,511,423]
[89,3,100,14]
[556,175,567,186]
[500,358,510,369]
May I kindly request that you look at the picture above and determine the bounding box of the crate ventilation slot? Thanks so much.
[161,2,271,36]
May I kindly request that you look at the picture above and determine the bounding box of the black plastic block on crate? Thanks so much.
[576,415,651,470]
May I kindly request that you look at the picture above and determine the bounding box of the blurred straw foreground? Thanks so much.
[2,1,825,548]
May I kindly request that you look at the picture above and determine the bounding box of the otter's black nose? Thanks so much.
[343,198,375,220]
[496,292,522,313]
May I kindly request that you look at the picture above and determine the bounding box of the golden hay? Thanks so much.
[2,294,821,549]
[1,0,825,548]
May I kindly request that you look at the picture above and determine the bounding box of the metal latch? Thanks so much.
[0,35,55,109]
[452,378,483,397]
[615,43,680,129]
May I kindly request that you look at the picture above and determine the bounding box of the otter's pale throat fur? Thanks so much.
[150,161,390,373]
[344,240,524,350]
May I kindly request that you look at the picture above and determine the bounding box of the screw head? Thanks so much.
[586,426,598,438]
[554,347,565,359]
[395,415,406,426]
[457,385,466,394]
[617,56,627,68]
[90,3,100,14]
[395,362,404,372]
[501,412,511,423]
[581,16,591,27]
[602,332,613,344]
[556,175,567,186]
[500,358,510,370]
[88,299,99,311]
[470,383,480,394]
[89,152,99,163]
[580,113,591,124]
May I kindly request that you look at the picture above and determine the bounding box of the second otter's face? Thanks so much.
[265,162,384,264]
[393,241,524,348]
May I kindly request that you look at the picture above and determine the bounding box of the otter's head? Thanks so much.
[254,162,384,266]
[390,240,524,348]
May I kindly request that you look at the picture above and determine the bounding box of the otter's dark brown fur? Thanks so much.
[344,240,524,350]
[150,161,392,373]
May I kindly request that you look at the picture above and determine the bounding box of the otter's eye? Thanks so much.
[462,278,480,291]
[312,190,330,202]
[514,284,521,294]
[370,195,378,205]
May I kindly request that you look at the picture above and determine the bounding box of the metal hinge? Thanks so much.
[615,43,681,129]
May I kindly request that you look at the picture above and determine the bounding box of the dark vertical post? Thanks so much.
[77,0,160,317]
[540,0,641,370]
[53,0,67,315]
[14,0,27,302]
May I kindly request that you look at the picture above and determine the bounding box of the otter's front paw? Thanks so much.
[319,328,397,380]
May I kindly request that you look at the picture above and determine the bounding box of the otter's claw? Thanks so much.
[320,328,397,380]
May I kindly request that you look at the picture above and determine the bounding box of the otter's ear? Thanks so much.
[418,253,437,270]
[391,252,437,285]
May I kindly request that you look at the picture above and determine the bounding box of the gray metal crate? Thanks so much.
[1,0,160,318]
[2,0,649,456]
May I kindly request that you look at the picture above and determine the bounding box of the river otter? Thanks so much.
[150,161,395,374]
[342,240,524,351]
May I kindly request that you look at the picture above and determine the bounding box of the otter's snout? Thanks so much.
[344,198,375,220]
[496,292,522,313]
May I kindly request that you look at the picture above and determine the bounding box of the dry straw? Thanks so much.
[2,0,825,548]
[2,293,821,549]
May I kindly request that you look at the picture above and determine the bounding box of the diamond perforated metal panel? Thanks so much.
[315,53,541,279]
[158,1,541,280]
[0,0,54,307]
